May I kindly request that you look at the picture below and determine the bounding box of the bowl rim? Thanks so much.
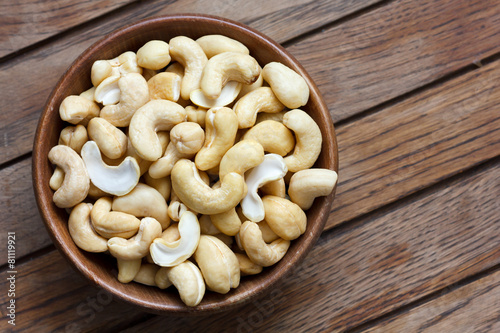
[32,13,339,315]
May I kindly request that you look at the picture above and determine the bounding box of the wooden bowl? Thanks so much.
[32,14,338,315]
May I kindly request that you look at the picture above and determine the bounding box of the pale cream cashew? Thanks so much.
[258,220,280,243]
[48,145,90,208]
[200,52,260,100]
[92,51,142,88]
[147,72,181,101]
[154,267,173,289]
[255,110,287,124]
[90,197,140,239]
[117,133,169,176]
[242,120,295,156]
[169,36,208,100]
[282,109,322,172]
[210,208,241,236]
[194,235,240,294]
[59,124,88,154]
[165,61,184,77]
[167,200,188,222]
[196,35,250,59]
[117,258,142,283]
[213,233,233,248]
[171,159,245,215]
[114,51,143,75]
[99,73,150,127]
[218,139,264,181]
[143,172,171,200]
[129,99,186,161]
[195,107,238,171]
[94,75,121,105]
[233,87,285,128]
[259,178,286,198]
[239,221,290,267]
[81,141,140,196]
[190,81,242,108]
[185,105,207,128]
[108,217,162,260]
[91,60,113,87]
[87,181,109,199]
[262,195,307,241]
[49,166,64,191]
[235,252,263,276]
[59,95,100,126]
[137,40,171,70]
[288,169,338,210]
[87,117,127,159]
[262,62,309,109]
[112,183,170,230]
[160,223,180,243]
[80,87,96,101]
[68,203,108,253]
[166,261,205,306]
[240,154,288,222]
[237,72,263,100]
[199,215,220,235]
[133,263,159,286]
[149,211,200,267]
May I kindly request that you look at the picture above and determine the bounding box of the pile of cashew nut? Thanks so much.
[48,35,338,307]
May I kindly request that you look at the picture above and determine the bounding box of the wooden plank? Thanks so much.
[0,0,376,165]
[327,56,500,229]
[288,0,500,122]
[361,269,500,333]
[2,159,499,332]
[0,0,137,58]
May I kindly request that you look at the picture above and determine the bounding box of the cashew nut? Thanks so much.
[81,141,140,196]
[129,99,186,161]
[240,154,288,222]
[165,261,205,306]
[117,258,142,283]
[262,62,309,109]
[237,72,263,100]
[154,267,173,289]
[108,217,162,260]
[160,223,180,243]
[143,172,171,200]
[233,87,285,128]
[258,220,280,243]
[171,159,245,215]
[167,200,189,222]
[147,72,181,101]
[99,73,150,127]
[218,139,264,181]
[242,120,295,156]
[79,87,96,101]
[133,263,159,286]
[137,40,171,70]
[169,36,208,100]
[282,109,322,172]
[112,183,170,230]
[87,117,127,159]
[289,169,338,210]
[49,166,65,191]
[190,81,242,108]
[48,145,90,208]
[199,214,220,235]
[200,52,260,100]
[195,107,238,171]
[94,75,121,105]
[210,208,242,236]
[259,178,286,198]
[235,252,263,276]
[59,95,100,126]
[90,197,140,239]
[91,60,113,87]
[239,221,290,267]
[196,35,250,59]
[149,211,200,267]
[262,195,307,241]
[185,105,207,128]
[59,125,88,154]
[68,203,108,252]
[194,235,240,294]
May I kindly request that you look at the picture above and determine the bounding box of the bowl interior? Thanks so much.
[32,14,338,314]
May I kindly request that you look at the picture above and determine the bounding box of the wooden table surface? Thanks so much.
[1,0,499,332]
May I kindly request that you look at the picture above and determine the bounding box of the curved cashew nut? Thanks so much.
[237,72,263,100]
[210,208,242,236]
[80,87,96,101]
[112,183,170,230]
[169,36,208,100]
[91,60,113,87]
[200,52,260,100]
[288,169,338,210]
[129,99,186,161]
[87,117,127,159]
[48,145,90,208]
[150,211,200,267]
[165,261,206,306]
[218,139,264,181]
[154,267,172,289]
[117,258,142,283]
[190,81,242,108]
[90,197,140,239]
[255,110,287,124]
[94,75,121,105]
[282,109,322,172]
[81,141,140,196]
[99,73,150,127]
[196,35,250,59]
[171,159,245,215]
[137,40,171,70]
[108,217,162,260]
[195,107,238,171]
[160,223,180,243]
[262,62,309,109]
[148,72,181,101]
[194,235,240,294]
[239,221,290,267]
[242,120,295,156]
[233,87,285,128]
[259,178,286,198]
[262,195,307,241]
[49,166,65,191]
[240,154,288,222]
[133,263,159,286]
[235,252,263,276]
[143,172,171,200]
[199,215,220,235]
[167,200,189,222]
[59,95,100,126]
[185,105,207,128]
[59,125,88,154]
[68,203,108,252]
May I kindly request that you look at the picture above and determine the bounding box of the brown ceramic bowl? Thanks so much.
[32,14,338,315]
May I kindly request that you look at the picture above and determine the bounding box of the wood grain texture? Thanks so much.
[0,0,137,58]
[288,0,500,122]
[327,57,500,229]
[4,160,499,332]
[0,0,379,165]
[361,269,500,332]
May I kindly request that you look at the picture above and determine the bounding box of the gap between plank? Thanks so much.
[0,151,31,171]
